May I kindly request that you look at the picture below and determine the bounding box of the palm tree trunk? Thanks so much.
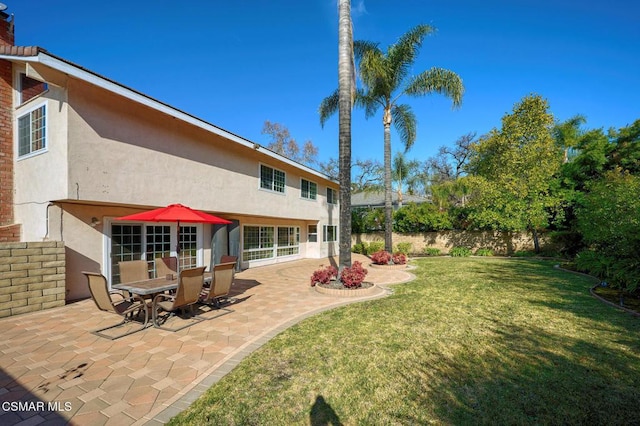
[338,0,353,269]
[383,109,393,252]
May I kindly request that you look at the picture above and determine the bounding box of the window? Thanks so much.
[243,226,275,261]
[18,104,46,158]
[277,227,300,256]
[301,179,317,200]
[111,224,143,284]
[327,187,337,204]
[111,223,201,283]
[323,225,338,242]
[260,164,286,193]
[179,225,198,269]
[243,225,300,261]
[308,225,318,243]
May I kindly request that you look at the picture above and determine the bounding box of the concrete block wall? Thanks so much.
[0,241,66,318]
[352,231,557,256]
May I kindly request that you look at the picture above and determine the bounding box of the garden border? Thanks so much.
[554,264,640,318]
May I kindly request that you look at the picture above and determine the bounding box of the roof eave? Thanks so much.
[3,49,337,184]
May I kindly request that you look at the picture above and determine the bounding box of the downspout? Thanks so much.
[43,202,53,240]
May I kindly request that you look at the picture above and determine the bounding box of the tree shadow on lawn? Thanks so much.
[392,313,640,425]
[396,258,640,424]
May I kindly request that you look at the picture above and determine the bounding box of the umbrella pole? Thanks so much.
[176,220,181,280]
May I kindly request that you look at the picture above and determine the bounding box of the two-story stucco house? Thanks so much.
[0,10,339,301]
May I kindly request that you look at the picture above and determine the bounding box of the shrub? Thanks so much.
[450,246,472,257]
[310,265,338,286]
[351,242,368,254]
[395,242,413,255]
[576,170,640,292]
[574,249,612,279]
[393,202,453,232]
[424,247,441,256]
[475,248,494,256]
[548,230,584,258]
[392,252,407,265]
[513,250,535,257]
[340,261,368,288]
[370,250,392,265]
[366,242,385,255]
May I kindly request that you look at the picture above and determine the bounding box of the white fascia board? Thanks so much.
[6,51,337,184]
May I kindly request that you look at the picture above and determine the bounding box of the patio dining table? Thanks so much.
[113,276,179,296]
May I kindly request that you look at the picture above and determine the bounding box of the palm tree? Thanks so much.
[392,152,420,207]
[552,114,586,163]
[337,0,354,269]
[320,24,464,252]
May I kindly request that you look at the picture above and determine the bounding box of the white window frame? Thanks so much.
[242,225,275,261]
[276,226,300,257]
[17,102,48,160]
[259,163,286,194]
[327,187,338,205]
[242,224,301,262]
[105,219,203,285]
[300,178,317,201]
[308,224,318,243]
[323,225,338,242]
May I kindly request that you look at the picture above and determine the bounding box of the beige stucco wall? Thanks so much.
[65,80,338,221]
[12,74,339,301]
[352,231,555,255]
[13,76,69,241]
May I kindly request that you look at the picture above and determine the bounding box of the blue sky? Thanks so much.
[13,0,640,167]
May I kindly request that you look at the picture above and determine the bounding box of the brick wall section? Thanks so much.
[0,12,14,236]
[0,57,13,231]
[20,74,48,103]
[0,12,15,237]
[0,224,21,242]
[0,241,66,318]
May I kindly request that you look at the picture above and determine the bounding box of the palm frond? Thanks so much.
[358,48,387,91]
[319,89,340,128]
[405,67,464,108]
[354,40,381,62]
[387,24,436,90]
[354,88,382,119]
[391,104,417,151]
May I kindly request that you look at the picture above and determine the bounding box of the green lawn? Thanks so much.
[170,257,640,425]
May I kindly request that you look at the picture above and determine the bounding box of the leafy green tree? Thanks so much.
[466,94,563,251]
[576,169,640,294]
[320,24,464,252]
[393,202,452,232]
[559,128,610,191]
[607,119,640,175]
[351,207,385,233]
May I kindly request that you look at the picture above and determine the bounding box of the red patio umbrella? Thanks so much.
[115,204,231,277]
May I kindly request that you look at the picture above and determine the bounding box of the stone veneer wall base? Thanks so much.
[0,241,66,318]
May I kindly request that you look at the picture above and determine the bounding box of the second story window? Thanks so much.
[18,103,47,158]
[301,179,317,200]
[260,164,285,193]
[327,187,337,205]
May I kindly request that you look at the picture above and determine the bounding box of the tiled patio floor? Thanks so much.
[0,254,414,425]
